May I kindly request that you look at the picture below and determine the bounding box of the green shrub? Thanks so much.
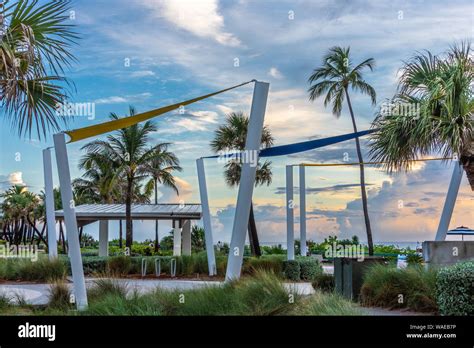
[243,255,285,276]
[312,273,335,292]
[298,258,322,281]
[0,257,66,281]
[283,260,300,281]
[0,293,11,310]
[87,278,128,301]
[47,282,72,310]
[107,256,131,276]
[299,292,362,315]
[82,257,108,275]
[436,261,474,316]
[406,254,423,265]
[360,264,437,312]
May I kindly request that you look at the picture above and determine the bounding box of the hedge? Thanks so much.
[436,261,474,316]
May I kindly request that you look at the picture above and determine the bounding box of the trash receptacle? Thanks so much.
[334,257,386,300]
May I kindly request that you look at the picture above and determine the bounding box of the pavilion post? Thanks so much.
[226,81,269,281]
[286,165,295,260]
[299,165,307,256]
[435,161,463,241]
[99,220,109,256]
[43,148,58,259]
[173,220,182,256]
[196,158,216,276]
[53,132,88,310]
[182,220,191,256]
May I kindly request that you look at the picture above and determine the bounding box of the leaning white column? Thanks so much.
[99,220,109,257]
[182,220,191,256]
[53,133,88,310]
[435,161,463,241]
[225,81,269,281]
[286,165,295,260]
[299,165,307,256]
[43,148,58,259]
[173,220,182,256]
[196,158,216,275]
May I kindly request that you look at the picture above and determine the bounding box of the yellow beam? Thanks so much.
[65,80,254,143]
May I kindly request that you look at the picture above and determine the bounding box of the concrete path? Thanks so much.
[0,278,314,306]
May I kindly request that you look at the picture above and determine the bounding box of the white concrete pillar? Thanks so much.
[299,165,307,256]
[226,81,269,281]
[286,165,295,260]
[196,158,216,275]
[99,220,109,257]
[173,220,182,256]
[435,161,463,241]
[43,148,58,259]
[53,132,88,310]
[182,220,191,256]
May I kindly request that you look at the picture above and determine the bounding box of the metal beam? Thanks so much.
[196,158,216,276]
[98,220,109,257]
[53,133,88,310]
[435,161,463,241]
[299,165,307,256]
[286,165,295,260]
[225,81,269,281]
[43,148,57,259]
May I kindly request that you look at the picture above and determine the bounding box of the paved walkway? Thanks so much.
[0,278,315,306]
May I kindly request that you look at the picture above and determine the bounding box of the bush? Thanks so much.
[82,257,108,275]
[298,258,322,281]
[360,264,437,312]
[87,278,128,302]
[107,256,131,276]
[283,260,300,281]
[436,261,474,316]
[242,255,285,276]
[0,257,66,281]
[312,273,335,292]
[47,282,72,310]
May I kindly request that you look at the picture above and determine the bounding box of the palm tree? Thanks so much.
[211,111,274,257]
[143,143,182,252]
[1,0,78,138]
[308,46,377,255]
[370,42,474,188]
[81,106,177,248]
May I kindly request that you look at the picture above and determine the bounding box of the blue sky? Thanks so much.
[1,0,473,244]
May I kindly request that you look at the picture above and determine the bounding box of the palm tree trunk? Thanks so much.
[344,87,374,256]
[125,176,133,248]
[154,178,159,252]
[461,140,474,191]
[247,202,261,257]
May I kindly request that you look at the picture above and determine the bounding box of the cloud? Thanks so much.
[139,0,241,47]
[157,176,194,204]
[129,70,157,78]
[8,172,24,186]
[268,67,283,79]
[94,92,152,105]
[274,183,373,195]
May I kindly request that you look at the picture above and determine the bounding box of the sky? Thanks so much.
[0,0,473,245]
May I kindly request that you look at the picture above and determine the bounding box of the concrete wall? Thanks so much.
[423,241,474,266]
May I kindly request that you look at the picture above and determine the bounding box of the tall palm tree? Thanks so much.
[308,46,377,255]
[370,42,474,188]
[143,143,182,252]
[211,111,274,257]
[1,0,78,138]
[81,106,176,248]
